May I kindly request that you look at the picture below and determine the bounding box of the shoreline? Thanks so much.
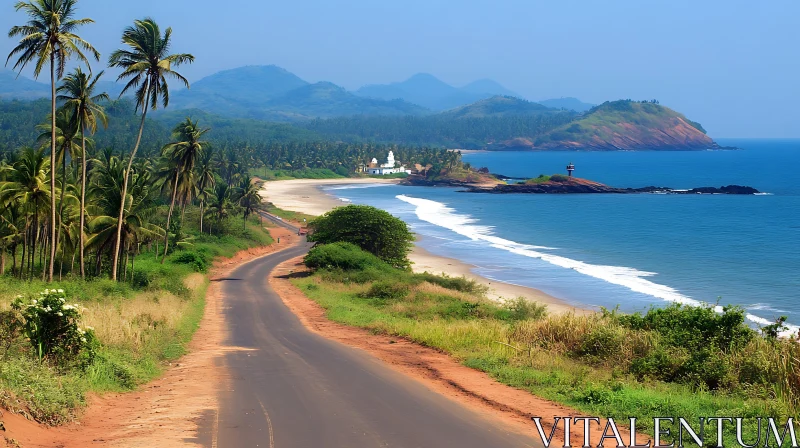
[260,178,581,314]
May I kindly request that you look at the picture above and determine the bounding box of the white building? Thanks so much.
[365,151,408,175]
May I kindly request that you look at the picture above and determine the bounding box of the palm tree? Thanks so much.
[36,108,80,274]
[108,17,194,280]
[88,158,162,280]
[57,67,108,279]
[207,183,234,235]
[0,147,51,279]
[237,177,262,230]
[195,148,216,234]
[6,0,99,282]
[159,118,208,263]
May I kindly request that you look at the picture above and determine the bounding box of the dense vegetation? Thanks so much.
[533,100,715,150]
[307,205,414,269]
[298,231,800,444]
[0,0,278,425]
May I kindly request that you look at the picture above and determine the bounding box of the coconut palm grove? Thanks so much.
[0,0,456,284]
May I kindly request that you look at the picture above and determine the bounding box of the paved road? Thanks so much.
[211,238,540,447]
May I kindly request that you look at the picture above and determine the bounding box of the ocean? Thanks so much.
[322,139,800,336]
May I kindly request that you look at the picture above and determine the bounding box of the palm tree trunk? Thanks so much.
[48,54,57,283]
[40,225,47,282]
[112,106,149,280]
[161,171,180,264]
[1,248,5,276]
[199,200,204,234]
[21,226,27,279]
[55,146,67,279]
[11,245,17,278]
[123,246,129,282]
[80,128,87,279]
[130,247,136,284]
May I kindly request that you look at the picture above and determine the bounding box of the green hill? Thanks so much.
[539,97,595,113]
[440,96,557,119]
[262,82,428,120]
[169,65,307,110]
[531,100,717,150]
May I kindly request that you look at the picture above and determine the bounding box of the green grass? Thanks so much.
[292,271,794,445]
[253,167,346,180]
[0,211,273,425]
[264,204,317,223]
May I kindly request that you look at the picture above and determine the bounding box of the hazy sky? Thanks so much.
[2,0,797,138]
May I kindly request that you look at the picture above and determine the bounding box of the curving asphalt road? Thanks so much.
[208,232,540,447]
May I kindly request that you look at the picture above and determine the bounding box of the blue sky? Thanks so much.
[2,0,797,138]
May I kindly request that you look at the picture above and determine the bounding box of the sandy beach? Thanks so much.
[260,178,580,313]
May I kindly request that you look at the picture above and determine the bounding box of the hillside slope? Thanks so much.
[261,82,428,120]
[539,97,595,113]
[0,70,49,99]
[525,100,718,151]
[355,73,516,111]
[441,96,557,119]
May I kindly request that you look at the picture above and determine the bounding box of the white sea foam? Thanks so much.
[397,194,799,337]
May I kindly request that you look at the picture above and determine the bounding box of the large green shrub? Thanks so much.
[617,303,754,353]
[361,282,410,301]
[308,205,414,269]
[11,290,97,369]
[171,250,210,272]
[304,242,394,272]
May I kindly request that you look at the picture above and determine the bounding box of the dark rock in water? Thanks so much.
[685,185,760,195]
[465,181,761,195]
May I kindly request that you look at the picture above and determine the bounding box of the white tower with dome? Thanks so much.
[364,151,408,175]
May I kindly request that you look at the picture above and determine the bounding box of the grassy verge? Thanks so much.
[0,214,273,425]
[263,204,316,225]
[293,245,798,444]
[252,167,346,180]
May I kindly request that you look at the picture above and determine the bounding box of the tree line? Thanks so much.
[0,0,264,283]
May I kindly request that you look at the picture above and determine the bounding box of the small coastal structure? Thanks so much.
[363,151,408,175]
[567,162,575,177]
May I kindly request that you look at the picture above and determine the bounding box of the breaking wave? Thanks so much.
[396,194,798,337]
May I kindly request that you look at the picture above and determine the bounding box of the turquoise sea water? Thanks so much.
[323,139,800,335]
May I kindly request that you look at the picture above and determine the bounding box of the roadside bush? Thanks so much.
[132,270,152,289]
[502,297,548,321]
[0,310,22,359]
[414,272,488,296]
[361,282,410,301]
[617,303,754,353]
[11,290,97,369]
[576,325,626,361]
[171,251,209,272]
[308,205,414,269]
[305,242,394,272]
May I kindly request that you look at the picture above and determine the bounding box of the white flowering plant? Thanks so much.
[10,289,97,369]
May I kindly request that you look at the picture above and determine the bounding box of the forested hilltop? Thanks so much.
[2,97,721,152]
[0,64,723,151]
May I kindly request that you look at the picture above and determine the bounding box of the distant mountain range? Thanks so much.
[0,66,595,119]
[0,66,720,151]
[0,69,49,100]
[167,67,428,120]
[354,73,520,111]
[1,68,126,100]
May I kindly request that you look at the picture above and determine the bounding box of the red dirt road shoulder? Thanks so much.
[270,256,646,448]
[1,227,298,448]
